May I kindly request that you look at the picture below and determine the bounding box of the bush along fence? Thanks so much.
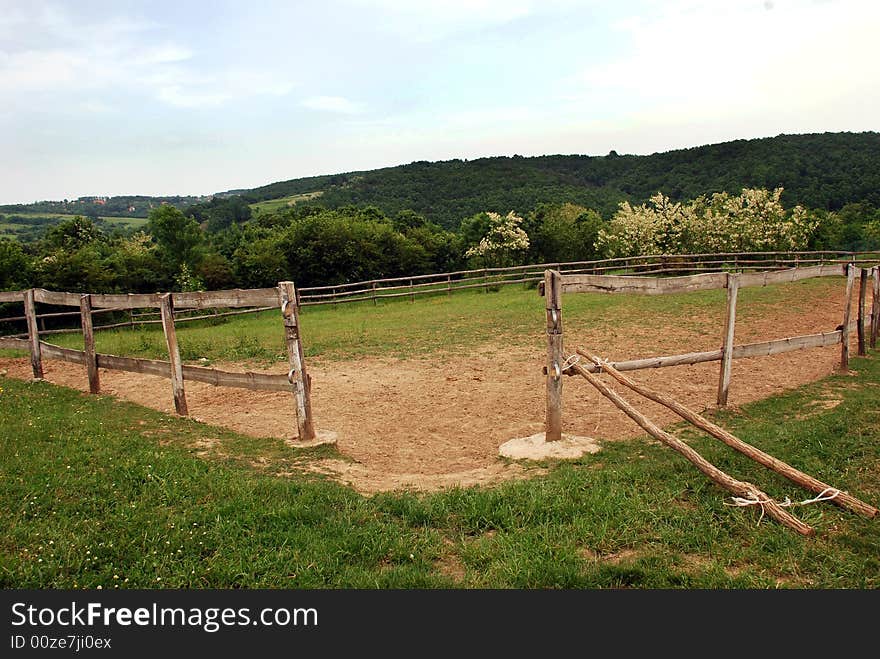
[537,262,880,536]
[0,283,317,442]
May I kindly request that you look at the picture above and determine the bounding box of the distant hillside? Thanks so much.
[0,195,209,221]
[238,132,880,228]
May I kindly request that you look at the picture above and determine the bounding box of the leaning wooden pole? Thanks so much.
[159,293,188,416]
[717,273,739,407]
[567,359,815,536]
[79,294,100,394]
[840,264,855,371]
[544,270,564,442]
[279,281,316,441]
[23,289,43,380]
[857,267,867,356]
[577,347,877,518]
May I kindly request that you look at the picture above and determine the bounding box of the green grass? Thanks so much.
[35,276,843,365]
[250,192,324,215]
[1,348,878,588]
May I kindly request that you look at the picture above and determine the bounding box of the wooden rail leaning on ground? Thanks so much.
[576,347,878,519]
[540,262,880,445]
[565,355,816,536]
[0,282,317,440]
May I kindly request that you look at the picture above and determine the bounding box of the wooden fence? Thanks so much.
[540,263,880,443]
[0,283,316,441]
[2,251,877,337]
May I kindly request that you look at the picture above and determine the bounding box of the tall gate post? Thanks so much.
[279,281,316,441]
[544,270,563,442]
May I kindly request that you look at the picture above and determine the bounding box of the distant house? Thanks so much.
[128,205,136,212]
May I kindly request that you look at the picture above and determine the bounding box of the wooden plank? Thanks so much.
[39,342,87,365]
[279,281,316,441]
[0,290,25,303]
[568,360,814,536]
[32,288,81,306]
[180,365,293,392]
[79,294,100,394]
[96,353,170,378]
[840,264,855,371]
[545,270,563,442]
[578,347,877,518]
[172,288,280,309]
[872,267,879,349]
[0,336,29,350]
[732,331,842,358]
[728,264,843,287]
[90,293,163,309]
[561,272,728,295]
[24,289,43,379]
[857,267,868,356]
[159,293,188,416]
[717,273,739,407]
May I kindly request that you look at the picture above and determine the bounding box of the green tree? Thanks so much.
[146,205,204,271]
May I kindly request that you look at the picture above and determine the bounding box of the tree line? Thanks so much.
[2,189,878,297]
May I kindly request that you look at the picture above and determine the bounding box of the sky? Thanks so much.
[0,0,877,204]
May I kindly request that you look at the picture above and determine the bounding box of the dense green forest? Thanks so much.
[239,131,880,228]
[1,132,879,302]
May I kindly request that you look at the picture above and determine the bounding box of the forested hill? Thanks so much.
[239,131,880,228]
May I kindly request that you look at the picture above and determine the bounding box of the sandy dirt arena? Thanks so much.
[0,286,859,493]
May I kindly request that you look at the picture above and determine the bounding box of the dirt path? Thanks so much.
[0,285,855,493]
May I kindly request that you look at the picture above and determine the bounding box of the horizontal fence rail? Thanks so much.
[1,252,878,336]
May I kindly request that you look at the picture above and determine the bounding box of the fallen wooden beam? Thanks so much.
[566,358,815,536]
[577,347,877,519]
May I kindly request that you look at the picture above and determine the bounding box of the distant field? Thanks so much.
[0,213,148,241]
[249,191,324,214]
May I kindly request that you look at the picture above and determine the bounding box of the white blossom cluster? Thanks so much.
[465,211,530,262]
[596,188,821,257]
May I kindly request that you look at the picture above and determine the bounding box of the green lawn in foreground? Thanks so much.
[0,349,877,588]
[32,276,843,364]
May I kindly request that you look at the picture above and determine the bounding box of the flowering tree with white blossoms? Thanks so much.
[596,188,821,257]
[465,211,530,267]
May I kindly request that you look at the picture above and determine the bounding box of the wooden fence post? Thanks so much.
[857,267,868,356]
[840,264,855,371]
[79,294,100,394]
[159,293,188,416]
[279,281,316,441]
[372,281,377,306]
[872,266,879,349]
[23,289,43,380]
[545,270,563,442]
[410,279,414,303]
[446,274,452,296]
[717,273,739,407]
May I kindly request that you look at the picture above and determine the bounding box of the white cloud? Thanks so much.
[302,95,364,114]
[568,0,880,130]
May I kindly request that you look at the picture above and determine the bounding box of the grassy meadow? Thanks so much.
[0,274,877,588]
[0,352,877,588]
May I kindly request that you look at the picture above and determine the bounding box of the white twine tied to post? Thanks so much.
[560,354,580,373]
[726,487,841,524]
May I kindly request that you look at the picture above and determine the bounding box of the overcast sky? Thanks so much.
[1,0,877,204]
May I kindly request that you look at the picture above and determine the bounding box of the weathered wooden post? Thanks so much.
[857,267,868,356]
[23,289,43,380]
[79,294,100,394]
[159,293,188,416]
[279,281,316,441]
[840,264,855,371]
[545,270,563,442]
[872,266,879,349]
[717,272,739,407]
